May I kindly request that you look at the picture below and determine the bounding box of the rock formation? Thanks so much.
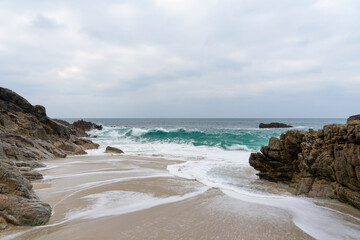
[259,122,293,128]
[348,114,360,125]
[250,115,360,209]
[0,160,51,227]
[105,146,124,154]
[0,87,101,229]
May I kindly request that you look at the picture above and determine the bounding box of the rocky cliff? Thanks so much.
[0,87,101,229]
[249,116,360,209]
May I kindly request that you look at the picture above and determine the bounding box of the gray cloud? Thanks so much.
[0,0,359,118]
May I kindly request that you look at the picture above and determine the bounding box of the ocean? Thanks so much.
[63,118,347,195]
[56,118,360,239]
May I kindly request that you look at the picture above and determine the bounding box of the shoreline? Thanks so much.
[1,152,360,239]
[0,154,316,240]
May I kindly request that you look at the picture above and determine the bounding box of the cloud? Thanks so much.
[0,0,359,117]
[32,14,63,29]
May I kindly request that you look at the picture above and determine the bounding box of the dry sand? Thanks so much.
[0,154,317,239]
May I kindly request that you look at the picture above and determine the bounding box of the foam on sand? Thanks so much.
[66,187,210,220]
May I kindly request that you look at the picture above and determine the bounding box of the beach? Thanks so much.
[1,118,360,240]
[0,154,316,240]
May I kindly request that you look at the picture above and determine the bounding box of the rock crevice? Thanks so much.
[0,87,102,229]
[250,116,360,209]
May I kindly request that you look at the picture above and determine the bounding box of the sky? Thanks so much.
[0,0,359,118]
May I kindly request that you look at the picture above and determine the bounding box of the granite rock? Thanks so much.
[250,120,360,209]
[105,146,124,154]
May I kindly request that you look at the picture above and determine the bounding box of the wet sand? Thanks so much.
[0,154,325,239]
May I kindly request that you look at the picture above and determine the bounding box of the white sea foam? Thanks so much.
[128,128,148,137]
[82,125,360,239]
[167,152,360,240]
[66,187,209,220]
[43,169,149,180]
[223,144,251,151]
[223,190,360,240]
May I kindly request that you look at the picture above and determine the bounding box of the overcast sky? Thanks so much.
[0,0,359,118]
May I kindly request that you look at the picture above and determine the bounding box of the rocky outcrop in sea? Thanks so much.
[250,115,360,209]
[259,122,293,128]
[0,87,101,229]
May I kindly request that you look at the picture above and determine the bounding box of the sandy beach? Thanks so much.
[0,154,319,240]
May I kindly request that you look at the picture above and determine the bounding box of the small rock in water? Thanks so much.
[105,146,124,154]
[259,122,292,128]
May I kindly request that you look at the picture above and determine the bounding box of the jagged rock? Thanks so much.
[13,160,46,168]
[0,216,7,230]
[74,119,103,131]
[71,138,99,150]
[0,87,70,140]
[0,134,67,161]
[259,122,293,128]
[0,161,51,227]
[69,120,103,137]
[0,87,102,229]
[52,119,70,126]
[53,141,87,155]
[348,114,360,125]
[250,121,360,209]
[105,146,124,154]
[0,194,51,226]
[19,169,43,181]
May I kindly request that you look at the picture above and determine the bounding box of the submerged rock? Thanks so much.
[250,119,360,209]
[259,122,293,128]
[105,146,124,154]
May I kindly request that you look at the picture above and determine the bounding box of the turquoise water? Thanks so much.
[63,118,346,151]
[60,118,360,239]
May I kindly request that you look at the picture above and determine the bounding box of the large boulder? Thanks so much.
[0,161,51,226]
[53,141,87,155]
[250,121,360,209]
[105,146,124,154]
[71,138,99,150]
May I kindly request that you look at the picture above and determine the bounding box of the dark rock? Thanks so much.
[53,141,87,155]
[0,87,70,140]
[52,119,70,127]
[0,161,51,226]
[71,138,99,150]
[19,169,43,181]
[105,146,124,154]
[0,134,67,161]
[259,122,293,128]
[348,114,360,125]
[70,119,102,132]
[250,119,360,209]
[0,87,102,229]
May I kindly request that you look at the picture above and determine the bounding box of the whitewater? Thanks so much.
[73,118,359,240]
[3,118,359,240]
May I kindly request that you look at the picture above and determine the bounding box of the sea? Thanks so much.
[61,118,360,239]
